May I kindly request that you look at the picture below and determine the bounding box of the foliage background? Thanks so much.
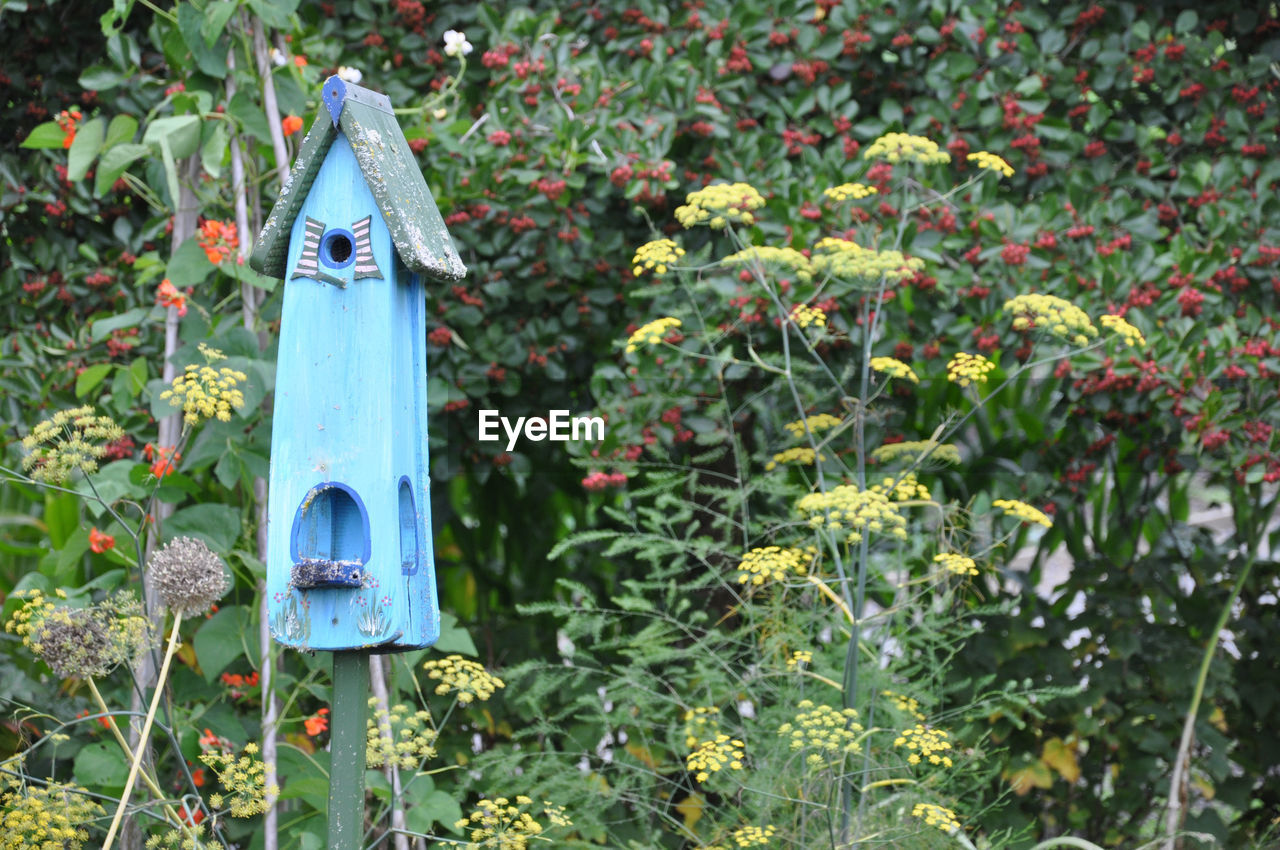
[1,0,1279,847]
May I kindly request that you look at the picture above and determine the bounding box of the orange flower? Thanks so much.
[293,55,307,67]
[155,278,188,317]
[197,219,239,265]
[56,108,82,149]
[282,115,303,136]
[190,766,206,788]
[304,707,330,736]
[144,444,181,478]
[89,527,115,553]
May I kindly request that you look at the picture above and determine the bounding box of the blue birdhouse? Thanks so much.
[249,76,465,652]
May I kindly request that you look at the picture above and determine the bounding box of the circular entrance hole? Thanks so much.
[321,230,354,268]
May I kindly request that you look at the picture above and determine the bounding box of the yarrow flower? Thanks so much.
[992,498,1053,528]
[366,699,437,769]
[675,182,765,229]
[811,238,924,283]
[776,699,863,768]
[422,654,505,704]
[934,552,979,576]
[687,734,745,782]
[871,440,960,466]
[895,724,955,767]
[788,303,827,329]
[453,797,571,849]
[947,352,997,387]
[735,546,810,585]
[823,182,878,202]
[870,356,919,383]
[1004,293,1098,346]
[147,537,231,616]
[443,29,473,57]
[863,132,951,165]
[625,316,681,353]
[967,150,1015,177]
[796,485,908,544]
[765,447,824,471]
[912,802,961,833]
[632,239,685,277]
[160,344,248,426]
[783,413,843,438]
[723,245,814,282]
[20,405,124,484]
[1100,313,1146,348]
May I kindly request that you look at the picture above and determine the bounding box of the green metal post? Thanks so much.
[328,650,370,849]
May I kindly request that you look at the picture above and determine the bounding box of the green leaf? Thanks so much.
[164,503,241,555]
[44,492,79,550]
[247,0,297,28]
[177,0,228,77]
[104,114,139,149]
[228,91,272,143]
[166,236,214,288]
[143,114,202,159]
[406,789,464,836]
[194,605,250,683]
[75,741,128,791]
[20,121,66,149]
[201,0,238,45]
[1175,10,1198,34]
[94,143,149,196]
[79,65,125,91]
[201,120,229,179]
[433,610,478,655]
[90,307,149,343]
[75,363,114,398]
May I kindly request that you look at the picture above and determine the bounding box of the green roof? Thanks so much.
[250,76,465,282]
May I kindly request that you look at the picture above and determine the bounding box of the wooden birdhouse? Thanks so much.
[250,76,465,652]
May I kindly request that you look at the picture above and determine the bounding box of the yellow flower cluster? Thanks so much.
[453,796,571,849]
[882,690,926,721]
[783,413,843,438]
[895,724,955,767]
[632,238,685,277]
[823,182,878,202]
[723,246,813,283]
[366,699,437,769]
[422,654,505,704]
[1004,294,1098,347]
[811,238,924,283]
[947,352,996,388]
[675,182,766,229]
[870,356,919,383]
[796,486,908,544]
[5,589,59,649]
[145,822,208,850]
[993,498,1053,528]
[765,447,824,471]
[687,735,745,782]
[871,472,931,502]
[967,150,1015,178]
[201,742,277,817]
[735,546,810,585]
[788,303,827,329]
[161,348,248,426]
[787,650,813,670]
[776,700,863,768]
[20,405,124,484]
[625,316,682,354]
[1100,314,1146,348]
[0,777,101,849]
[912,802,961,833]
[728,825,777,847]
[934,553,978,577]
[683,706,721,748]
[863,132,951,165]
[871,440,961,466]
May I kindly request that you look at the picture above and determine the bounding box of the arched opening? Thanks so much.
[398,478,419,576]
[290,483,369,588]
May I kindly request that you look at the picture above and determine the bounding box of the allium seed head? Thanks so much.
[148,537,230,615]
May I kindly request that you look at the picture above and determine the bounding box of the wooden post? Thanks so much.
[327,651,370,850]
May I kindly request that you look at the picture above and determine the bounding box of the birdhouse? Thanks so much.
[250,76,465,652]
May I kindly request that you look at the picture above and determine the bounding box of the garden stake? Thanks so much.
[328,651,371,850]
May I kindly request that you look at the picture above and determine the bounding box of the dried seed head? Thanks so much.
[33,607,114,678]
[148,537,230,616]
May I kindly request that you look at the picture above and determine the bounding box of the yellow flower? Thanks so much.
[796,485,909,544]
[870,356,919,383]
[870,471,931,502]
[454,796,571,849]
[200,744,277,817]
[727,825,776,847]
[823,182,878,202]
[632,238,685,277]
[992,498,1053,528]
[723,245,813,282]
[882,689,926,721]
[811,238,923,282]
[783,413,844,438]
[422,654,505,704]
[895,724,955,768]
[366,699,437,769]
[1004,294,1098,346]
[687,734,745,782]
[788,303,827,329]
[1100,313,1146,348]
[675,182,766,229]
[765,447,824,471]
[870,440,960,466]
[786,650,813,670]
[735,546,811,585]
[967,150,1015,177]
[946,352,996,388]
[625,316,682,354]
[160,345,248,426]
[683,706,721,748]
[912,802,961,833]
[775,699,863,768]
[863,132,951,165]
[933,553,978,576]
[19,405,124,484]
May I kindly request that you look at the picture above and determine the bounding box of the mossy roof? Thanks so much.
[250,76,465,282]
